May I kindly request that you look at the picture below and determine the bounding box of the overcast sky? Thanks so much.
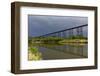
[28,15,88,37]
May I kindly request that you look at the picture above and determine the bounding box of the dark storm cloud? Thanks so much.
[28,15,88,37]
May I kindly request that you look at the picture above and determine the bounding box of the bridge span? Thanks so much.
[38,24,88,38]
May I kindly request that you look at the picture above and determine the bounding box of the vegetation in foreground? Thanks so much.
[28,46,42,61]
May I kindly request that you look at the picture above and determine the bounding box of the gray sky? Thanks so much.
[28,15,88,37]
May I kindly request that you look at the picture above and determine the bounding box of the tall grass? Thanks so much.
[28,47,42,61]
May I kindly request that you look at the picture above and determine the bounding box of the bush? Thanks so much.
[28,47,42,60]
[67,35,87,39]
[29,47,38,54]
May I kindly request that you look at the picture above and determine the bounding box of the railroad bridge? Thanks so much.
[38,24,88,38]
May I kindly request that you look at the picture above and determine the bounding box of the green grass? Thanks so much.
[29,47,38,53]
[29,35,87,44]
[59,39,87,44]
[28,47,42,61]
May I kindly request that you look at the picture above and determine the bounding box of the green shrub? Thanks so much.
[28,47,42,60]
[29,47,38,54]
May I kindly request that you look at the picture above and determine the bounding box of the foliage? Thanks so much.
[29,35,87,44]
[28,39,32,44]
[34,36,63,40]
[66,35,87,39]
[29,47,38,53]
[28,47,42,61]
[30,37,63,43]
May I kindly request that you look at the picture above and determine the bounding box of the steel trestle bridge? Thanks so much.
[37,24,88,38]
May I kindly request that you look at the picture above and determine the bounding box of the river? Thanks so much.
[29,43,88,60]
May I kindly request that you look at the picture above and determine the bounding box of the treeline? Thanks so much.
[29,35,87,44]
